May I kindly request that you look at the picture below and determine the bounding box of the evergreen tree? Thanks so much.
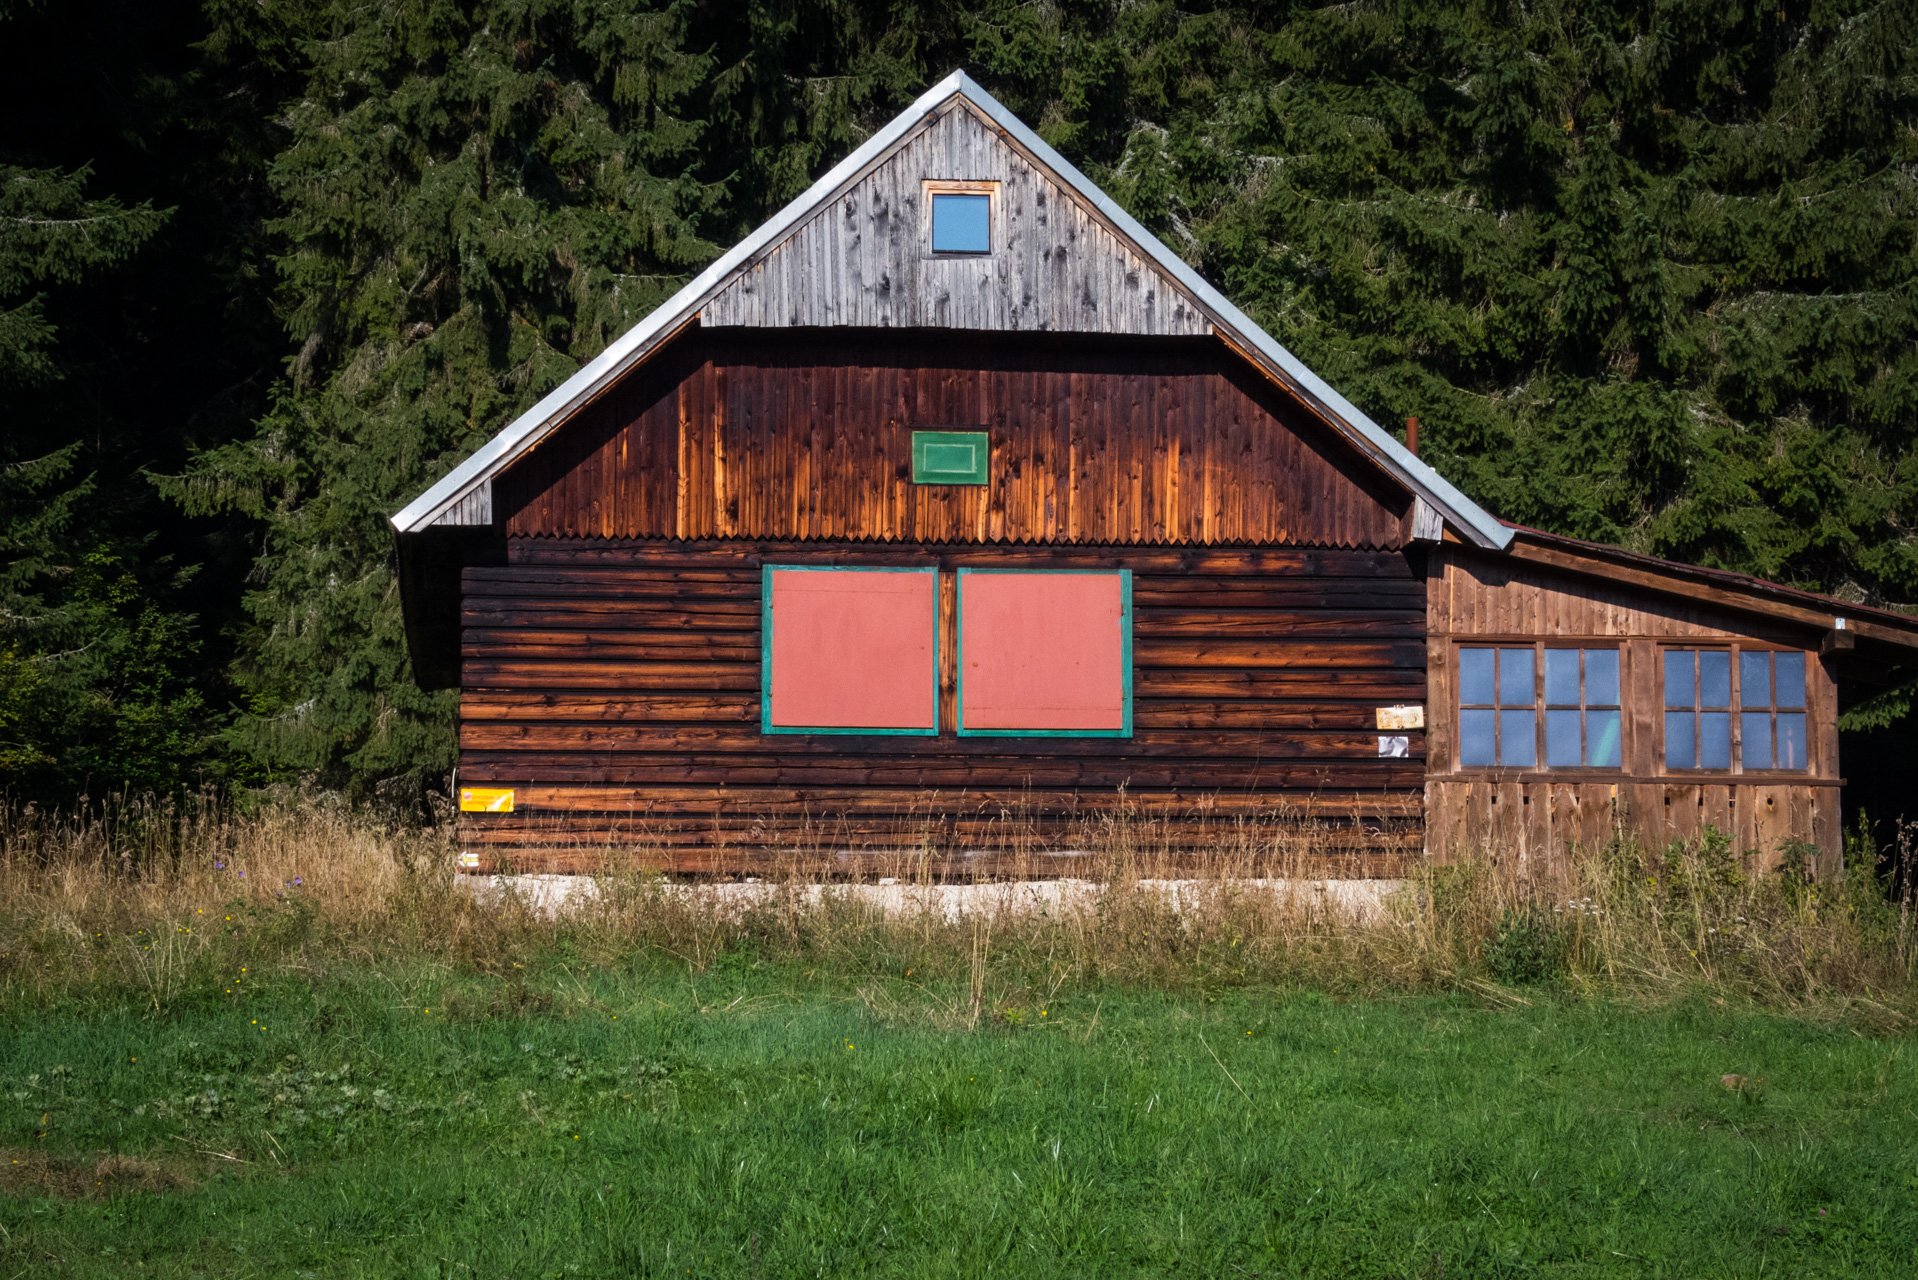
[169,0,1918,797]
[0,162,196,792]
[180,1,731,799]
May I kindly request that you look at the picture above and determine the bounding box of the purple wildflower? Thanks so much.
[214,861,225,870]
[293,877,302,885]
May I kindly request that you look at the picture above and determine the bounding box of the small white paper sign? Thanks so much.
[1378,735,1410,757]
[1376,705,1425,730]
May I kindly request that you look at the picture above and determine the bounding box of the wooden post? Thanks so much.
[1405,416,1420,456]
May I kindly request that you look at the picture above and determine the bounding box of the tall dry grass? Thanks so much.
[0,793,1913,1023]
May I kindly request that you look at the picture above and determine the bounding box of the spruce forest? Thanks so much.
[3,0,1917,815]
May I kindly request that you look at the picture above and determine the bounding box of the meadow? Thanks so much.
[1,800,1915,1277]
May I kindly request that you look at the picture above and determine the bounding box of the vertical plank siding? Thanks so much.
[457,540,1427,872]
[1425,547,1842,869]
[700,102,1209,336]
[496,330,1407,549]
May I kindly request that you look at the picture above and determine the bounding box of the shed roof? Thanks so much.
[1496,523,1918,653]
[389,70,1513,549]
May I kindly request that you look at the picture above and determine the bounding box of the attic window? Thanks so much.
[931,192,991,254]
[928,182,1005,255]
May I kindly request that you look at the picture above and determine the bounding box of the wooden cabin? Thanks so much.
[393,72,1918,877]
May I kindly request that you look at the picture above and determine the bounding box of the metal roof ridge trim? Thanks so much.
[391,69,1511,551]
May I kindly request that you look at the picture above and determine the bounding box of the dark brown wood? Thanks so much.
[457,537,1427,866]
[495,330,1411,549]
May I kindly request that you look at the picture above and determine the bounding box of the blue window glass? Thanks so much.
[1585,649,1619,707]
[1500,710,1537,767]
[1460,709,1497,766]
[1498,647,1534,706]
[1459,648,1495,705]
[1544,649,1580,705]
[1775,652,1805,709]
[1664,650,1692,708]
[1701,712,1732,770]
[1587,709,1621,767]
[1731,650,1809,772]
[1666,711,1695,769]
[1545,709,1581,767]
[1778,713,1807,769]
[1699,651,1731,708]
[1742,711,1773,769]
[1463,645,1621,770]
[931,193,990,253]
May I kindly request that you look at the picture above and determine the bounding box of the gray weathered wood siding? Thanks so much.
[700,102,1210,335]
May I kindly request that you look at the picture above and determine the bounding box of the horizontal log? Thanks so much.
[1132,701,1413,730]
[1134,670,1426,699]
[461,661,760,691]
[462,631,759,660]
[462,693,761,723]
[1131,611,1422,638]
[1135,639,1425,668]
[460,605,1421,638]
[465,567,759,593]
[1132,579,1425,607]
[459,693,1407,732]
[465,635,1426,664]
[504,539,1420,578]
[462,600,761,628]
[455,822,1424,851]
[467,785,1426,817]
[457,723,1416,759]
[455,757,1426,789]
[461,575,1424,613]
[455,848,1419,878]
[459,658,1432,692]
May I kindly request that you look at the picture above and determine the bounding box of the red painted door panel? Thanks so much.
[960,571,1129,733]
[765,567,937,731]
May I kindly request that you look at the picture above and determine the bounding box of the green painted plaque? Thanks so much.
[911,430,989,485]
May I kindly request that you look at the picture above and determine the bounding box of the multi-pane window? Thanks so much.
[1665,647,1805,770]
[1459,647,1536,766]
[1460,646,1621,769]
[1663,649,1731,769]
[1740,651,1807,769]
[1544,649,1622,768]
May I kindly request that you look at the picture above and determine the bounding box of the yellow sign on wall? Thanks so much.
[459,787,515,813]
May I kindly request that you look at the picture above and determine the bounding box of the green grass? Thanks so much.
[3,961,1914,1278]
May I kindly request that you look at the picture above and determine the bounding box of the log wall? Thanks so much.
[494,329,1408,549]
[1426,546,1842,869]
[457,538,1428,875]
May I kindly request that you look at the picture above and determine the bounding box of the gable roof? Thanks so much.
[390,70,1514,549]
